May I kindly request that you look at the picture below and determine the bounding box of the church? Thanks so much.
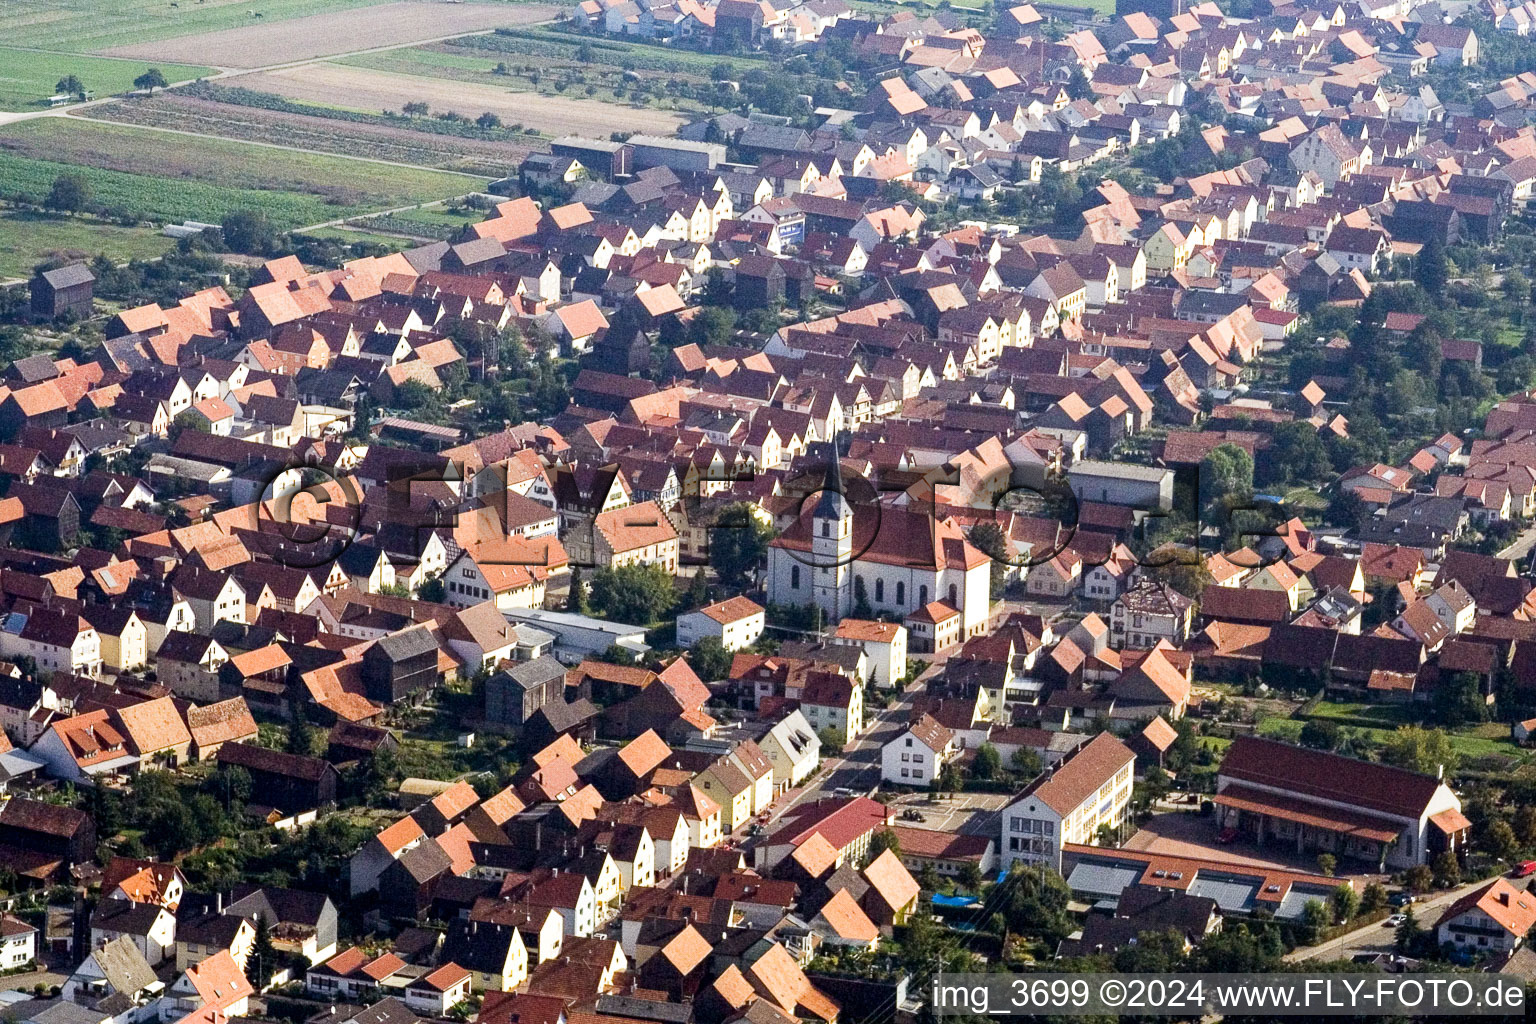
[765,458,992,646]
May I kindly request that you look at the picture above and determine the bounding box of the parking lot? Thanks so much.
[1123,811,1384,884]
[888,790,1012,837]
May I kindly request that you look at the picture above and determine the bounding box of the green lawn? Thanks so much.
[0,0,390,54]
[0,208,174,279]
[1275,701,1529,766]
[0,47,214,110]
[0,118,485,228]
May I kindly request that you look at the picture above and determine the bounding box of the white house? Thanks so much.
[832,619,908,688]
[882,713,957,787]
[0,915,36,968]
[759,709,821,788]
[1000,732,1135,872]
[1435,878,1536,956]
[404,963,473,1016]
[676,595,765,652]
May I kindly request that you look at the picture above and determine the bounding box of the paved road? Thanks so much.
[1497,522,1536,563]
[1286,876,1499,963]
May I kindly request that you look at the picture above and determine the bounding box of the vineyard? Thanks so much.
[0,119,485,228]
[89,91,531,175]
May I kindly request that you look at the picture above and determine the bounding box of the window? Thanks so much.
[919,585,929,606]
[821,521,830,538]
[791,565,801,589]
[948,584,958,606]
[876,579,884,603]
[896,581,905,604]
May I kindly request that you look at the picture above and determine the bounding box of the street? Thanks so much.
[1286,877,1498,963]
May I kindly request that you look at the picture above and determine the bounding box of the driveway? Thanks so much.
[1123,811,1380,883]
[890,790,1012,836]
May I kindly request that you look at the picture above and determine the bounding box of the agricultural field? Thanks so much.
[0,47,213,111]
[87,93,532,174]
[0,0,549,57]
[240,62,687,135]
[0,209,174,280]
[0,118,485,228]
[100,1,557,68]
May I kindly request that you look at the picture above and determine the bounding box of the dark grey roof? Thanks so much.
[86,935,158,995]
[372,626,439,663]
[39,264,94,289]
[503,654,566,691]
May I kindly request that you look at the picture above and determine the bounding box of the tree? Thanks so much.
[1405,864,1433,893]
[220,209,275,254]
[1139,764,1171,805]
[566,565,588,613]
[1329,884,1360,924]
[1264,420,1333,486]
[1432,671,1488,728]
[1395,905,1421,952]
[402,101,429,116]
[1514,804,1536,847]
[1380,726,1457,776]
[683,569,709,610]
[868,828,900,861]
[134,68,168,93]
[1301,898,1331,941]
[418,575,446,603]
[1432,850,1461,889]
[1065,65,1093,100]
[44,173,89,214]
[972,743,1002,781]
[1417,235,1449,300]
[1010,746,1042,778]
[476,111,502,131]
[1299,718,1341,751]
[207,763,251,814]
[249,914,276,990]
[1316,853,1336,877]
[590,563,676,623]
[1199,443,1254,521]
[285,701,315,757]
[55,75,84,100]
[710,503,774,589]
[959,861,983,892]
[690,636,732,682]
[1361,882,1388,913]
[688,305,737,345]
[1483,818,1519,862]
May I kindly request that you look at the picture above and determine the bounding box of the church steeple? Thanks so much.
[811,444,853,623]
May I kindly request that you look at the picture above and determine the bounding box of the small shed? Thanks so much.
[30,264,95,319]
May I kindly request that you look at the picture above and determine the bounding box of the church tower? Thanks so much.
[811,450,853,623]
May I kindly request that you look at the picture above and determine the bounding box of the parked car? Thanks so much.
[1385,914,1407,928]
[1511,860,1536,878]
[1215,828,1239,845]
[1388,891,1416,907]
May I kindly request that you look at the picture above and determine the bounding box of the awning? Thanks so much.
[1214,783,1401,844]
[1430,807,1473,834]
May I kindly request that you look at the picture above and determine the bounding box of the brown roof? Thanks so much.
[112,696,192,755]
[185,697,258,749]
[698,596,764,624]
[1016,732,1134,816]
[1436,878,1536,937]
[861,848,919,912]
[815,888,879,942]
[1219,736,1444,820]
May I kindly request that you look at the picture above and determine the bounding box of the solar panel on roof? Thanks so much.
[1188,876,1259,912]
[1065,862,1142,898]
[1276,885,1334,920]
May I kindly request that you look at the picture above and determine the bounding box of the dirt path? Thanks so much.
[241,62,685,136]
[98,1,555,68]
